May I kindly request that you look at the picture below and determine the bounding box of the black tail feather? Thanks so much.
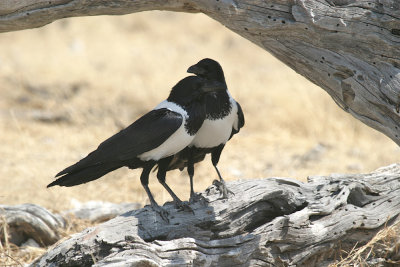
[55,150,100,177]
[48,162,122,187]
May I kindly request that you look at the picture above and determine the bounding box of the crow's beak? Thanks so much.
[187,64,206,75]
[201,80,227,93]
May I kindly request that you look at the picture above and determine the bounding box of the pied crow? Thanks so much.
[47,70,227,221]
[167,58,245,200]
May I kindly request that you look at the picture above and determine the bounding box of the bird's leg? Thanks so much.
[157,157,192,213]
[212,165,234,199]
[140,163,169,222]
[211,144,234,199]
[187,161,197,202]
[187,153,203,203]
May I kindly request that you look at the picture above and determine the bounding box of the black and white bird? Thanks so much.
[166,58,245,200]
[47,70,227,220]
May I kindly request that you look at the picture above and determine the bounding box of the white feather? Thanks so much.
[152,100,188,115]
[138,100,194,161]
[191,96,238,148]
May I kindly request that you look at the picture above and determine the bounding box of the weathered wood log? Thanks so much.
[0,201,143,249]
[30,164,400,266]
[63,201,141,223]
[0,1,399,146]
[0,204,65,246]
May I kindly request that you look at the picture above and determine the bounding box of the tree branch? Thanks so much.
[0,0,198,32]
[1,0,400,146]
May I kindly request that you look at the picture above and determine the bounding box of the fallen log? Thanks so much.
[31,164,400,266]
[0,204,65,247]
[63,201,141,223]
[0,201,143,249]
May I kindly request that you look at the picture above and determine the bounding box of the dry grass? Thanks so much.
[0,12,399,265]
[331,219,400,266]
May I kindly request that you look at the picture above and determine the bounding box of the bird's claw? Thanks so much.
[212,179,234,199]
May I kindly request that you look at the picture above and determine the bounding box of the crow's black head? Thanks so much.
[168,76,226,107]
[187,58,226,83]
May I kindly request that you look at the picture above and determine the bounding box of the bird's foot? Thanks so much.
[173,200,194,213]
[212,179,234,199]
[189,192,207,204]
[150,204,170,223]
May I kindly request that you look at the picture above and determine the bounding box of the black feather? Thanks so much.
[229,102,245,139]
[53,108,183,182]
[48,162,123,187]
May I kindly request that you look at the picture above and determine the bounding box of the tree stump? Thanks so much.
[30,164,400,266]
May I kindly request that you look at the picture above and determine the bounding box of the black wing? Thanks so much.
[236,101,245,130]
[229,101,245,139]
[55,108,183,177]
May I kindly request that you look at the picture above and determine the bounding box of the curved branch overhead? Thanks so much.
[1,0,400,144]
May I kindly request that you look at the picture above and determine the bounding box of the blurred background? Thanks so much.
[1,11,399,212]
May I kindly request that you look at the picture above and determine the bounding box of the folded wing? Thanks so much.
[48,108,183,187]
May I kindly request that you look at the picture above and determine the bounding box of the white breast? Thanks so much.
[191,97,239,148]
[138,100,194,161]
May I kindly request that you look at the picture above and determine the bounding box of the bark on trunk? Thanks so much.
[0,204,65,246]
[0,0,400,145]
[0,0,400,147]
[30,164,400,266]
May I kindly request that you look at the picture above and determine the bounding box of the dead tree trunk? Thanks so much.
[0,0,400,145]
[30,164,400,266]
[0,204,65,247]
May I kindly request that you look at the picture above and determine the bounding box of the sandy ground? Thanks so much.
[1,12,399,213]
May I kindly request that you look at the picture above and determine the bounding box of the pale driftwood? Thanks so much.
[0,1,400,146]
[29,164,400,266]
[63,201,141,223]
[0,204,65,246]
[0,202,142,248]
